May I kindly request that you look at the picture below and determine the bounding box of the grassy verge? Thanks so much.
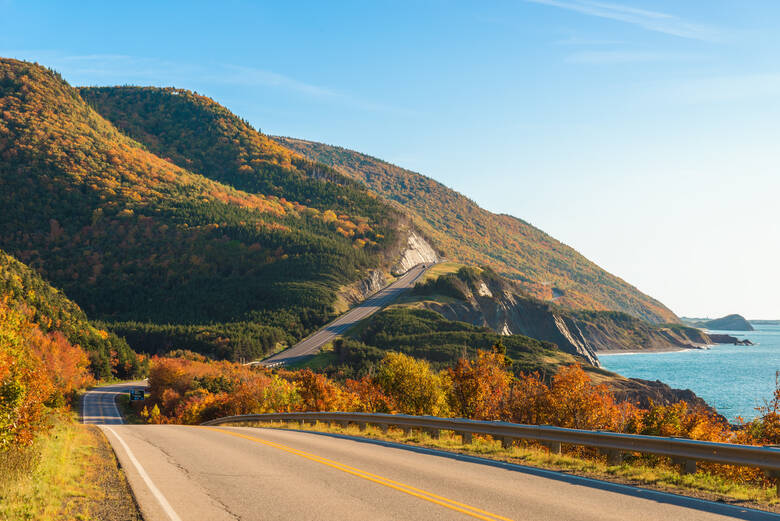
[238,420,779,511]
[286,343,337,370]
[419,261,465,282]
[0,412,141,520]
[116,394,145,425]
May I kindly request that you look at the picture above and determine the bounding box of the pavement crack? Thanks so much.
[148,439,243,520]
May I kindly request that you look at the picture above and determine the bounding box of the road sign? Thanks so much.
[129,389,145,401]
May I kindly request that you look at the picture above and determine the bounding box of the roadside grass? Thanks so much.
[237,420,779,510]
[116,394,146,425]
[419,261,465,283]
[0,411,140,520]
[286,343,338,370]
[391,295,462,306]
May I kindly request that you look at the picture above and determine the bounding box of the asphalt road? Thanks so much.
[82,381,146,425]
[259,263,430,366]
[84,386,778,520]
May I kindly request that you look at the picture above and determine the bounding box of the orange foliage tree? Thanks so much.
[0,299,92,448]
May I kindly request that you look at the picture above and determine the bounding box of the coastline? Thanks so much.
[597,345,712,356]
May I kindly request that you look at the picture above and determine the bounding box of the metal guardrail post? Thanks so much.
[672,456,697,475]
[604,448,623,465]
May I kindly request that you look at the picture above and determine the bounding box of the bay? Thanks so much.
[599,324,780,421]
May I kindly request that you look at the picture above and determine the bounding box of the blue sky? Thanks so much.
[2,1,779,318]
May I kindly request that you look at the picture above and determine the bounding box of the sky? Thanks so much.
[2,0,779,319]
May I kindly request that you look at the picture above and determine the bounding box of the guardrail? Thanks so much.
[202,411,780,489]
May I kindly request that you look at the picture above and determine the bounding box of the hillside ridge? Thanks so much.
[274,136,677,324]
[0,58,410,361]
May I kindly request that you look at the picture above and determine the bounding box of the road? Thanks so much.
[259,263,430,366]
[85,387,776,521]
[82,381,146,425]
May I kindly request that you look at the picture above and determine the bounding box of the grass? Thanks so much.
[285,343,338,371]
[420,261,465,283]
[116,394,146,425]
[0,411,139,520]
[236,420,779,511]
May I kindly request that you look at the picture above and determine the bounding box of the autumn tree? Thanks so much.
[448,348,511,420]
[374,352,449,416]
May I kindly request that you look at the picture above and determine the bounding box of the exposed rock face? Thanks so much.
[708,333,755,346]
[392,231,439,275]
[415,268,713,366]
[420,271,601,366]
[359,270,388,299]
[339,270,389,307]
[578,323,710,352]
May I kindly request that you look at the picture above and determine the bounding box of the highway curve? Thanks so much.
[259,263,430,366]
[85,388,777,521]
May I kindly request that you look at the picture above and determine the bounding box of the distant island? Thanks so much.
[682,314,754,331]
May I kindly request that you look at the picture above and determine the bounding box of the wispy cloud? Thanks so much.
[216,65,336,98]
[214,64,414,115]
[0,51,411,115]
[554,36,626,46]
[566,50,700,64]
[660,72,780,103]
[526,0,720,41]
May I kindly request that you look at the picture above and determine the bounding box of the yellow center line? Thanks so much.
[201,426,514,521]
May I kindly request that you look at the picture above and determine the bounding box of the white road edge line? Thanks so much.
[110,388,125,424]
[103,426,183,521]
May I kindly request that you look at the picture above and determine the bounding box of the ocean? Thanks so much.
[599,324,780,422]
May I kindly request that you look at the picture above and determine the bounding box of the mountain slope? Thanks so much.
[78,86,400,230]
[0,249,142,378]
[0,58,404,360]
[78,85,675,324]
[274,138,677,324]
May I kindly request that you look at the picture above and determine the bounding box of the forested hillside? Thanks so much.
[78,86,399,233]
[275,137,677,324]
[0,249,142,379]
[327,307,583,379]
[0,58,401,360]
[79,85,676,324]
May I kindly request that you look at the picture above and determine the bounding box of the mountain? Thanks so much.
[79,84,677,325]
[0,58,412,361]
[274,137,677,324]
[0,249,142,378]
[1,58,682,367]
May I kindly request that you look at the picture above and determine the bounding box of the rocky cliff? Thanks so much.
[338,269,390,307]
[338,229,438,307]
[392,231,439,275]
[412,267,712,366]
[707,334,755,346]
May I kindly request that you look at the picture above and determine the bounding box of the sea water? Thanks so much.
[599,324,780,421]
